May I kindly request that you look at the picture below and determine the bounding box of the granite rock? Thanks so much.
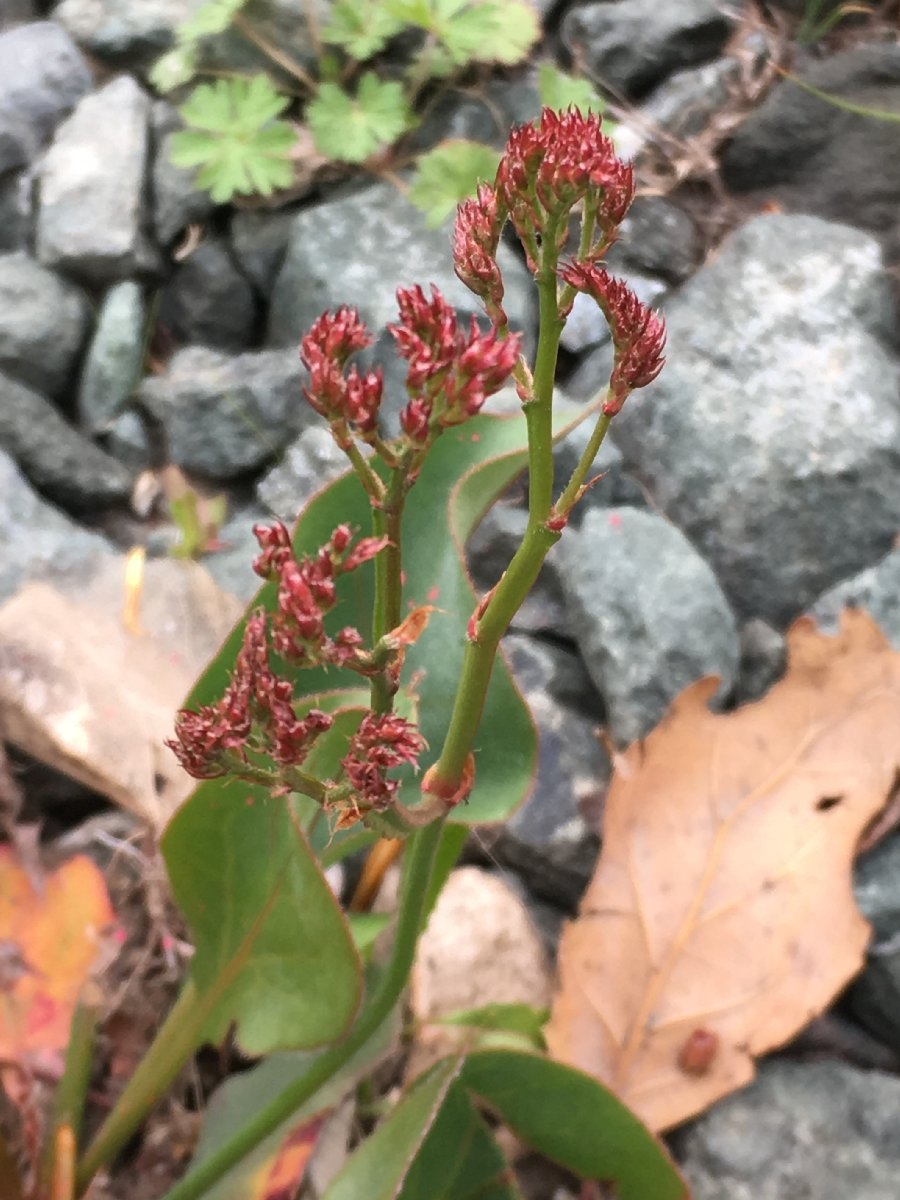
[157,236,258,353]
[613,214,900,627]
[559,506,739,744]
[0,251,89,399]
[810,548,900,649]
[78,281,146,433]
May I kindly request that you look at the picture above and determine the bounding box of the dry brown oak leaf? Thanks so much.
[546,609,900,1133]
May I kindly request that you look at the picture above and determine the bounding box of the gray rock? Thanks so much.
[0,447,111,604]
[680,1058,900,1200]
[157,237,258,353]
[404,74,543,156]
[78,282,146,433]
[0,251,89,399]
[37,75,158,284]
[561,0,736,99]
[230,207,296,299]
[138,345,310,479]
[0,170,33,251]
[478,634,607,906]
[0,372,133,510]
[629,57,744,146]
[266,179,534,349]
[256,423,350,522]
[54,0,194,66]
[1,2,38,29]
[563,339,615,402]
[615,196,703,286]
[0,21,91,173]
[103,408,157,470]
[810,548,900,648]
[150,100,217,247]
[613,214,900,627]
[467,504,568,638]
[850,834,900,1053]
[735,619,786,703]
[722,44,900,239]
[197,0,329,80]
[559,506,739,745]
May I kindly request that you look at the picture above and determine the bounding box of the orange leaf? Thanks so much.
[546,610,900,1132]
[0,847,113,1064]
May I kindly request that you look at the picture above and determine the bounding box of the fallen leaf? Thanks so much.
[0,846,113,1066]
[0,562,241,827]
[546,610,900,1131]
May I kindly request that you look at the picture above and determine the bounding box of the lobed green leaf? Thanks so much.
[308,73,414,163]
[408,140,501,229]
[537,64,605,114]
[322,0,408,59]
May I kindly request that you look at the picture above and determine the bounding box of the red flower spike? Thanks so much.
[494,108,634,265]
[453,183,507,321]
[300,307,383,441]
[390,285,520,448]
[252,521,293,580]
[340,713,426,813]
[558,261,665,413]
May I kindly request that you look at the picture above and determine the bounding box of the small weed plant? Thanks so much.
[54,108,685,1200]
[152,0,605,223]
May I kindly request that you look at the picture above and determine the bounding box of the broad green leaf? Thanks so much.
[150,44,199,92]
[435,1002,548,1050]
[322,0,407,59]
[162,778,363,1055]
[348,912,391,957]
[321,1059,460,1200]
[461,1051,688,1200]
[436,0,539,67]
[180,0,248,40]
[408,140,501,229]
[308,74,414,164]
[398,1082,520,1200]
[189,1017,397,1200]
[171,78,296,202]
[537,64,605,114]
[183,405,590,828]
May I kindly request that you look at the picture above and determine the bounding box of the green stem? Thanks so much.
[428,244,566,792]
[41,985,101,1195]
[76,982,208,1191]
[553,407,613,520]
[153,822,444,1200]
[370,468,407,714]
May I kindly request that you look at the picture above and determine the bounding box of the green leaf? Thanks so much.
[537,64,605,115]
[460,1051,688,1200]
[171,77,295,202]
[162,777,363,1056]
[180,0,248,40]
[408,140,501,229]
[191,1016,397,1200]
[348,912,391,957]
[435,1002,548,1051]
[398,1081,520,1200]
[435,0,539,67]
[150,44,199,92]
[321,1059,460,1200]
[308,73,414,164]
[184,405,590,828]
[322,0,407,59]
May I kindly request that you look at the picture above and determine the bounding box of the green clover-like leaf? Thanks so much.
[408,140,501,228]
[180,0,249,41]
[322,0,407,59]
[537,64,605,114]
[307,73,414,164]
[170,77,296,202]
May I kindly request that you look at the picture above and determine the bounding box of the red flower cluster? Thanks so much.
[340,712,426,813]
[493,108,634,268]
[389,285,520,448]
[300,306,383,443]
[253,522,388,671]
[558,261,666,413]
[167,610,334,779]
[453,183,506,325]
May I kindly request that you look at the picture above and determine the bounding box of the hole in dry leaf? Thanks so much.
[815,794,844,812]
